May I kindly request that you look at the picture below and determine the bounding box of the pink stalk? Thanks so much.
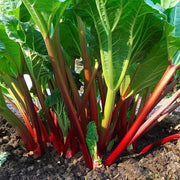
[104,64,177,166]
[140,133,180,153]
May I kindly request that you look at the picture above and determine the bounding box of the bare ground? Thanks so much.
[0,107,179,180]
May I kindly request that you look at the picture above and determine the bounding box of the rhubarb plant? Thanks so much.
[0,0,180,169]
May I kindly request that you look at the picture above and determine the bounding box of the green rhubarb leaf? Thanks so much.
[124,22,180,97]
[76,0,166,90]
[0,0,22,14]
[151,0,180,9]
[168,2,180,67]
[167,2,180,37]
[0,24,21,76]
[60,9,81,60]
[0,0,31,22]
[45,89,70,137]
[125,42,168,97]
[0,151,10,167]
[0,14,53,83]
[21,0,70,37]
[19,3,31,22]
[86,121,98,159]
[120,63,139,97]
[173,50,180,66]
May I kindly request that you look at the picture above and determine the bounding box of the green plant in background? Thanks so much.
[0,0,179,169]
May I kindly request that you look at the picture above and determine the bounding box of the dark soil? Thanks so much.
[0,108,179,180]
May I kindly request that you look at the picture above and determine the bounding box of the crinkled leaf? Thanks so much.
[60,9,81,60]
[120,63,139,97]
[124,22,180,97]
[126,43,168,97]
[167,2,180,66]
[0,15,24,43]
[45,89,70,134]
[167,2,180,37]
[22,0,70,37]
[76,0,166,90]
[20,23,52,82]
[151,0,180,9]
[173,50,180,66]
[0,0,22,14]
[0,24,21,76]
[86,121,98,159]
[19,3,31,22]
[45,88,62,109]
[0,41,6,54]
[0,14,52,82]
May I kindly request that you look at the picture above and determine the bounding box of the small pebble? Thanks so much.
[2,136,9,143]
[177,138,180,151]
[27,165,34,171]
[6,145,13,151]
[0,138,3,145]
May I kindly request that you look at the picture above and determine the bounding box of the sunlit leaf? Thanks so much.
[76,0,166,90]
[22,0,70,37]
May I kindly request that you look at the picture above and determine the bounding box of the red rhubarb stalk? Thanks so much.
[30,75,64,154]
[16,75,44,156]
[140,133,180,153]
[4,96,35,137]
[45,36,93,169]
[65,63,88,135]
[118,99,127,140]
[104,64,177,166]
[77,16,99,130]
[130,89,180,145]
[77,62,99,117]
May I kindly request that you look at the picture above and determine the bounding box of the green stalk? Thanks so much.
[98,88,116,154]
[0,90,37,151]
[44,36,93,169]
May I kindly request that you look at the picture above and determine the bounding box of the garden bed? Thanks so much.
[0,106,179,180]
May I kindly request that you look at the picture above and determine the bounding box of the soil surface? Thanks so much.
[0,105,179,180]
